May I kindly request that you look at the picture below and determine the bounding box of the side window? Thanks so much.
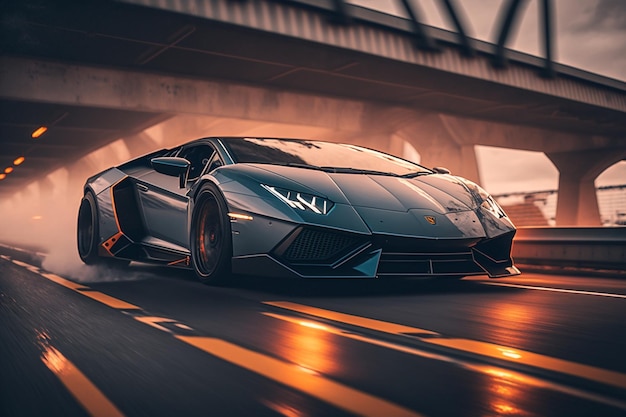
[178,145,216,181]
[206,152,223,173]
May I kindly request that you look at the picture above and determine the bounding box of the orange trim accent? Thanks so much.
[101,232,124,256]
[109,180,125,234]
[101,176,130,256]
[168,256,190,266]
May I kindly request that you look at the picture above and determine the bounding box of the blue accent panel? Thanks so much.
[353,249,382,276]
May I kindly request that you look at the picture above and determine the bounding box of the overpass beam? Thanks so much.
[547,149,626,226]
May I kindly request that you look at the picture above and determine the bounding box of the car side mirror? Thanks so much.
[432,166,451,175]
[151,157,190,188]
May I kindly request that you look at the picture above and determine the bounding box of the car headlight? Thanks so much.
[461,179,507,218]
[261,184,334,215]
[480,195,507,218]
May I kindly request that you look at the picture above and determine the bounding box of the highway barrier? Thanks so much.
[513,227,626,274]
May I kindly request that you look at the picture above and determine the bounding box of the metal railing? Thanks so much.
[513,227,626,274]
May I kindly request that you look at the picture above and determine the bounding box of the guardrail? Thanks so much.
[513,227,626,274]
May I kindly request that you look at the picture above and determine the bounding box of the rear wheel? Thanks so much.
[190,183,232,285]
[77,192,99,264]
[77,191,129,267]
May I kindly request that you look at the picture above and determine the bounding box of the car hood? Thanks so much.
[215,164,510,239]
[246,164,474,212]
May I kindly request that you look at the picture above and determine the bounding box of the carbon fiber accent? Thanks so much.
[282,228,360,262]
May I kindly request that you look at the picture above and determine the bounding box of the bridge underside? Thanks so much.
[1,0,625,226]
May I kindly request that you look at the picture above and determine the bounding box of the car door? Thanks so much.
[136,143,218,249]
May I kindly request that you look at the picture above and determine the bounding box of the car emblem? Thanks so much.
[424,216,436,225]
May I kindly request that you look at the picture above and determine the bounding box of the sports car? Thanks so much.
[77,137,520,284]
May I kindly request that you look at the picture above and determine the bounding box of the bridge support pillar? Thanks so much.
[547,149,626,226]
[394,114,482,185]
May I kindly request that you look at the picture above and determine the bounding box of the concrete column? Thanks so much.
[393,113,483,184]
[547,149,626,226]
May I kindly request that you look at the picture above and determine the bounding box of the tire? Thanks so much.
[77,191,129,268]
[77,192,100,264]
[190,183,232,285]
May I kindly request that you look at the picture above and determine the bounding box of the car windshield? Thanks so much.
[221,138,432,177]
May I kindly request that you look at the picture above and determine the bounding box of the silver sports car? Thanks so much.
[77,137,520,284]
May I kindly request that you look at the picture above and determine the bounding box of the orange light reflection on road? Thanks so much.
[32,126,48,138]
[37,331,125,417]
[285,318,337,376]
[261,399,305,417]
[483,366,525,416]
[479,301,538,348]
[498,348,522,360]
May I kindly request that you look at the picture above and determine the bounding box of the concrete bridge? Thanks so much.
[0,0,624,226]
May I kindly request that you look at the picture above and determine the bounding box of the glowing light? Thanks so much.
[0,173,5,180]
[13,156,25,166]
[32,126,48,138]
[493,403,519,415]
[228,212,254,221]
[298,321,329,331]
[484,368,515,380]
[498,348,522,359]
[4,167,13,174]
[32,215,43,220]
[297,365,320,375]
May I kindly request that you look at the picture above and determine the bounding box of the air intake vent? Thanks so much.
[281,228,361,262]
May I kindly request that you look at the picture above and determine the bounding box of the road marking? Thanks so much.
[17,262,140,310]
[427,338,626,390]
[267,301,626,391]
[8,258,422,417]
[265,312,626,411]
[41,344,125,417]
[176,335,424,417]
[264,301,439,336]
[11,259,41,273]
[481,282,626,299]
[78,290,140,310]
[41,272,90,291]
[264,312,461,363]
[135,316,179,333]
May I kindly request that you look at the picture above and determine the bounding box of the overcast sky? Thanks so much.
[350,0,626,194]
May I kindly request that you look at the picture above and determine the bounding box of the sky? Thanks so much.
[350,0,626,194]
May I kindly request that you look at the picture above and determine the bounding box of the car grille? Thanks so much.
[281,228,362,262]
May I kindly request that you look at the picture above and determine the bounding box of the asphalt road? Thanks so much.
[1,246,625,417]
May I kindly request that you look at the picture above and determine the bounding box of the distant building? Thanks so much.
[495,185,625,227]
[500,195,549,227]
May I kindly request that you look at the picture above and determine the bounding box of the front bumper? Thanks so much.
[232,225,520,279]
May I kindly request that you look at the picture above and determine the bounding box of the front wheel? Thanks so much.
[190,183,232,285]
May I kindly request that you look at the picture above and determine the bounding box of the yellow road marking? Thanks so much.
[427,338,626,390]
[78,291,140,310]
[11,259,41,273]
[176,335,424,417]
[41,273,90,291]
[41,344,125,417]
[267,301,626,391]
[265,301,439,336]
[264,312,458,363]
[265,312,626,410]
[135,316,178,333]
